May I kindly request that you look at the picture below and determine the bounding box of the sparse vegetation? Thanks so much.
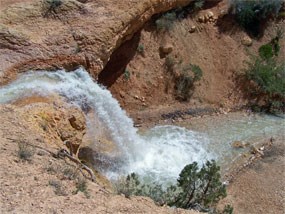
[155,12,177,32]
[137,44,145,55]
[164,56,176,72]
[44,0,63,18]
[46,0,63,9]
[49,179,67,196]
[244,30,285,113]
[164,56,203,101]
[193,0,205,11]
[114,173,141,198]
[175,72,194,101]
[221,204,234,214]
[17,142,34,161]
[123,69,130,80]
[229,0,283,36]
[63,166,78,180]
[175,63,203,101]
[74,178,90,198]
[113,160,230,213]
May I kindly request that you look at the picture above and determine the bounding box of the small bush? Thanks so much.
[17,142,34,161]
[175,64,203,101]
[190,64,203,81]
[164,56,176,72]
[155,12,177,32]
[170,160,227,210]
[113,173,141,198]
[246,57,285,97]
[193,0,205,11]
[229,0,283,36]
[222,204,234,214]
[49,179,67,196]
[62,166,78,180]
[245,55,285,112]
[46,0,62,8]
[123,69,130,80]
[74,178,90,198]
[244,29,285,113]
[176,72,194,101]
[113,160,229,212]
[44,0,63,18]
[137,44,145,54]
[259,44,274,60]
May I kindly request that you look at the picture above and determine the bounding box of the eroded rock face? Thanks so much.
[0,0,194,85]
[12,97,87,155]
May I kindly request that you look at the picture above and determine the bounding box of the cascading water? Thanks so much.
[0,67,212,184]
[1,67,284,184]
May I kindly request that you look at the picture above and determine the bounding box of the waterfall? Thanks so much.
[0,67,212,183]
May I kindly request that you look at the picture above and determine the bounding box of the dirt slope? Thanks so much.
[0,103,198,214]
[218,138,285,214]
[110,0,285,114]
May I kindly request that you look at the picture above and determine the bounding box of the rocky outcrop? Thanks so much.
[0,0,194,85]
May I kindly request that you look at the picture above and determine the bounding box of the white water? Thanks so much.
[0,68,212,183]
[1,68,284,184]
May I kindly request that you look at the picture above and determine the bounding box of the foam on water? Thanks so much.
[0,68,212,183]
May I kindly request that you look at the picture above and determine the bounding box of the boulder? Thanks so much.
[241,36,253,46]
[159,43,173,58]
[189,26,196,33]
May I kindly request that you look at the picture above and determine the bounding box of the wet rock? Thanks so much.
[78,146,124,172]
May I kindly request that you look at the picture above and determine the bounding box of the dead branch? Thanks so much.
[57,149,96,182]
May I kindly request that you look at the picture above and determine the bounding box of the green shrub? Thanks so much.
[113,173,141,198]
[155,12,177,32]
[44,0,63,17]
[246,57,285,98]
[170,160,226,210]
[176,72,194,101]
[229,0,283,36]
[137,44,145,54]
[46,0,62,8]
[175,64,203,101]
[190,64,203,81]
[49,179,67,196]
[113,160,228,212]
[258,44,274,60]
[123,69,130,80]
[17,142,34,161]
[245,30,285,112]
[62,166,78,180]
[245,55,285,113]
[164,56,176,72]
[74,178,90,198]
[222,204,234,214]
[193,0,205,11]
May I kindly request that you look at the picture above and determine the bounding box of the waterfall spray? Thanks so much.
[0,68,212,183]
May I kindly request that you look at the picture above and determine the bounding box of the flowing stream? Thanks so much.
[0,67,284,184]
